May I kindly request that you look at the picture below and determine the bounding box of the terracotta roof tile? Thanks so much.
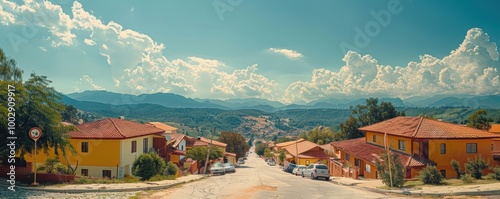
[147,122,178,131]
[359,117,500,139]
[298,150,330,159]
[490,124,500,133]
[283,140,322,157]
[276,139,305,147]
[225,152,236,157]
[69,118,164,139]
[331,138,428,167]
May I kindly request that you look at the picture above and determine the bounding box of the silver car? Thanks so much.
[301,164,330,180]
[223,163,236,173]
[210,163,226,175]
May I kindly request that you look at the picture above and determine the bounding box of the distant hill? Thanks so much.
[67,90,500,110]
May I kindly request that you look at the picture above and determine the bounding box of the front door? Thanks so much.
[422,142,429,159]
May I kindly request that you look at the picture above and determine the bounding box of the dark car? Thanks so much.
[283,163,296,173]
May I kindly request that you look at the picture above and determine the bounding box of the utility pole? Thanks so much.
[385,132,393,188]
[203,127,216,174]
[295,137,299,164]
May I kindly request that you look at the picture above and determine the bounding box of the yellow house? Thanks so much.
[332,117,500,179]
[24,118,165,179]
[282,140,329,166]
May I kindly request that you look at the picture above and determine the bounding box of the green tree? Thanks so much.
[464,155,490,179]
[186,146,224,173]
[61,105,79,124]
[218,132,249,159]
[255,142,268,156]
[419,165,443,185]
[340,98,402,140]
[300,126,336,145]
[132,152,166,180]
[467,109,491,130]
[279,150,285,163]
[375,150,405,188]
[0,48,75,168]
[271,134,278,142]
[264,148,274,159]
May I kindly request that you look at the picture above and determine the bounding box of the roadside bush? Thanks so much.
[36,165,46,173]
[419,165,443,185]
[132,152,166,180]
[461,174,474,184]
[55,163,68,174]
[464,155,490,179]
[123,175,140,183]
[163,162,179,177]
[492,166,500,180]
[45,157,60,174]
[450,160,462,179]
[149,174,175,181]
[74,176,94,184]
[375,151,405,188]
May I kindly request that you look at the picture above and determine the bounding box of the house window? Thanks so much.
[345,153,350,161]
[143,138,148,153]
[355,159,361,167]
[81,169,88,176]
[440,170,446,178]
[373,135,376,142]
[131,141,137,153]
[440,143,446,154]
[102,170,111,179]
[181,145,184,151]
[398,140,406,151]
[81,142,88,153]
[466,143,477,153]
[492,144,494,151]
[365,164,371,173]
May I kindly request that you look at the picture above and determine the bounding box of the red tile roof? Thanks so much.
[147,122,178,131]
[283,140,329,159]
[69,118,164,139]
[359,116,500,139]
[196,137,227,147]
[298,150,330,159]
[225,152,236,157]
[331,138,428,167]
[276,139,305,147]
[490,124,500,134]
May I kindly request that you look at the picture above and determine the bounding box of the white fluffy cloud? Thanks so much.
[269,48,303,60]
[283,28,500,103]
[1,1,499,104]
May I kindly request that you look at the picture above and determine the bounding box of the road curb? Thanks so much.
[331,180,500,197]
[18,175,208,193]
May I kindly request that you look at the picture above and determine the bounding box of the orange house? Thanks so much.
[331,117,500,179]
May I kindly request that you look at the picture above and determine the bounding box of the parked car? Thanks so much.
[223,163,236,173]
[210,163,226,175]
[301,163,329,180]
[292,165,307,176]
[283,163,296,173]
[267,160,276,166]
[237,158,245,165]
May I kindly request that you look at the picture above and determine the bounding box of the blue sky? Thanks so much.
[1,0,499,103]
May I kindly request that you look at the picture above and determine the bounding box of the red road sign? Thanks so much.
[29,127,42,141]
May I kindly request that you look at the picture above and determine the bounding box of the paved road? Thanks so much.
[142,152,400,199]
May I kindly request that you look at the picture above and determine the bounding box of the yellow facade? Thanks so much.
[23,139,121,171]
[365,132,412,154]
[428,139,494,178]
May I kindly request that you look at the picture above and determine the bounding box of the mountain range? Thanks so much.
[66,91,500,110]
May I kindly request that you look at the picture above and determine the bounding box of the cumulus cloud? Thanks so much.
[84,38,96,46]
[282,28,500,103]
[269,48,303,60]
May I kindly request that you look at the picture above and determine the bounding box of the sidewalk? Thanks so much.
[19,174,207,193]
[330,177,500,196]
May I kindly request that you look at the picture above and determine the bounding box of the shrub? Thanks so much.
[55,163,68,174]
[45,157,60,174]
[36,165,46,172]
[461,174,474,183]
[132,152,166,180]
[419,165,443,185]
[149,174,175,181]
[74,176,94,184]
[123,175,140,183]
[450,160,462,179]
[163,162,179,177]
[464,155,490,179]
[492,166,500,180]
[375,151,405,188]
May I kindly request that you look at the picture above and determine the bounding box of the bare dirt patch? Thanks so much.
[224,185,277,199]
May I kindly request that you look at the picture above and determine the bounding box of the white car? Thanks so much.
[223,163,236,173]
[292,165,307,176]
[302,163,330,180]
[210,163,226,175]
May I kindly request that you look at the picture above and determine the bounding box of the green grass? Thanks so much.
[378,176,499,190]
